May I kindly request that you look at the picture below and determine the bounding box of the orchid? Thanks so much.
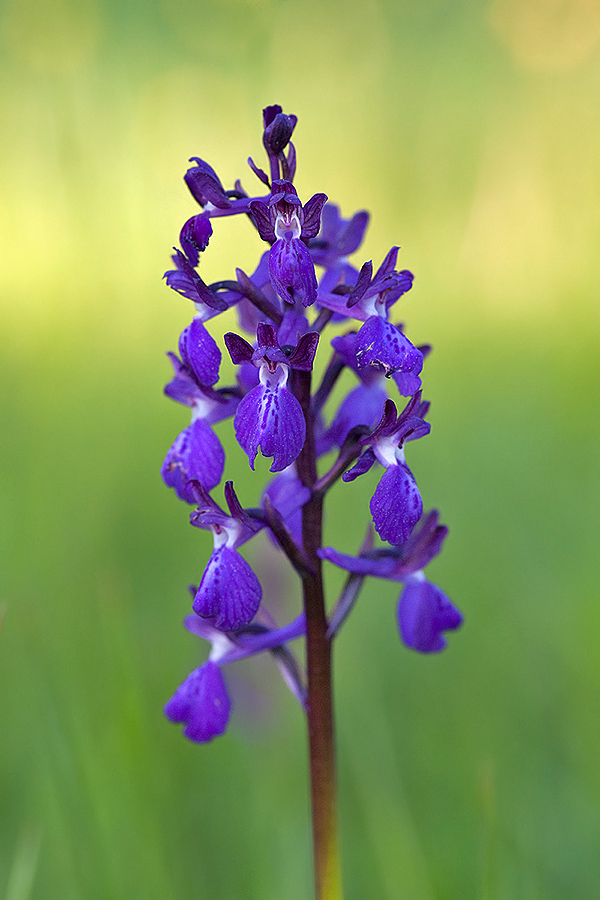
[160,105,462,900]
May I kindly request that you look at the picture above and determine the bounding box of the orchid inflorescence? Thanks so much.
[161,105,462,749]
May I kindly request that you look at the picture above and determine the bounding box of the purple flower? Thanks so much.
[189,482,264,630]
[319,511,462,652]
[161,353,239,501]
[343,396,430,544]
[178,315,221,387]
[184,158,231,209]
[316,248,422,384]
[164,608,306,743]
[225,324,318,472]
[179,214,213,266]
[161,418,225,499]
[250,181,326,308]
[161,104,463,750]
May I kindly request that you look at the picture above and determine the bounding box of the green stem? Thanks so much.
[293,369,344,900]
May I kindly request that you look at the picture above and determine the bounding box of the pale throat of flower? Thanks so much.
[373,435,406,469]
[211,520,243,550]
[274,212,301,241]
[258,360,289,388]
[361,290,389,320]
[190,396,216,422]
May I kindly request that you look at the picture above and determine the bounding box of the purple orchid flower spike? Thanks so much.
[344,395,431,545]
[225,324,319,472]
[161,106,462,894]
[188,481,264,630]
[164,608,306,743]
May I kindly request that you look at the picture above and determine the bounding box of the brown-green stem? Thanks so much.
[293,368,344,900]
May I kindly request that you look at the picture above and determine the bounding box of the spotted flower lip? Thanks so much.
[161,418,225,500]
[193,544,263,630]
[164,660,231,743]
[331,332,422,397]
[233,364,306,472]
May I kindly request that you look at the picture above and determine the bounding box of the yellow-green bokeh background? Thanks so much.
[2,0,600,897]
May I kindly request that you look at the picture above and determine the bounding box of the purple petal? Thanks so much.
[234,381,306,472]
[262,469,310,546]
[193,546,262,630]
[342,447,377,482]
[179,318,221,386]
[300,193,328,241]
[397,580,463,653]
[287,331,319,371]
[179,214,213,266]
[269,237,318,307]
[161,419,225,500]
[338,210,370,255]
[249,199,276,243]
[164,661,231,742]
[401,510,448,572]
[263,110,297,155]
[221,613,306,662]
[370,465,423,545]
[224,332,254,365]
[184,158,231,209]
[355,316,423,379]
[318,546,398,579]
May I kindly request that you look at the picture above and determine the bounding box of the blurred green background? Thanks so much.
[2,0,600,897]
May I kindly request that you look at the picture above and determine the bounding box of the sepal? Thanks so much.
[184,158,231,209]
